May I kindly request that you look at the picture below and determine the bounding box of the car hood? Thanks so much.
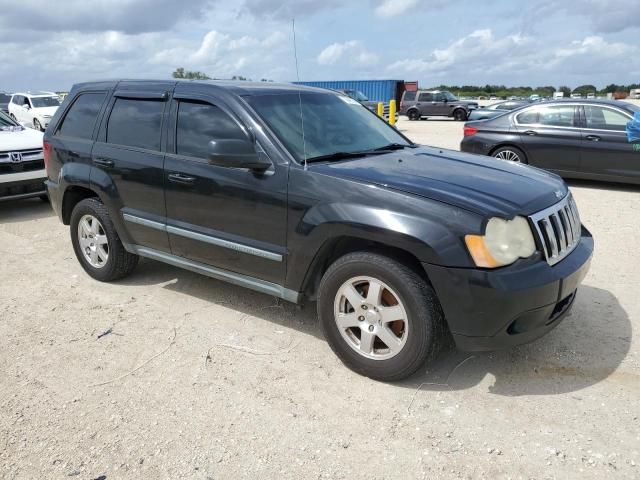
[33,106,58,116]
[0,127,44,150]
[309,146,568,217]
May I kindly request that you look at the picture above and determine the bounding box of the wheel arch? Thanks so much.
[300,235,432,301]
[61,185,99,225]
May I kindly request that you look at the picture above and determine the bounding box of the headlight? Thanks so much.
[465,216,536,268]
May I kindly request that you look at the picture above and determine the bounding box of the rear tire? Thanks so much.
[453,109,467,121]
[492,146,527,164]
[70,198,139,282]
[318,252,445,381]
[407,109,421,121]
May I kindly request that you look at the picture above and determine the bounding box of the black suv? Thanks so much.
[400,90,478,121]
[45,80,593,381]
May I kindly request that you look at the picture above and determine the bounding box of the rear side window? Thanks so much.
[107,98,164,150]
[57,92,106,140]
[516,108,539,124]
[176,101,246,159]
[584,106,629,131]
[403,92,416,101]
[538,105,575,127]
[417,92,433,102]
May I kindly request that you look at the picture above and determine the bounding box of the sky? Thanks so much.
[0,0,638,92]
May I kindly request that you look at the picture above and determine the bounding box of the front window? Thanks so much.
[443,92,458,102]
[584,106,631,132]
[247,92,411,162]
[31,96,60,108]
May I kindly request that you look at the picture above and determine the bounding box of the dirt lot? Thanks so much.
[1,118,639,479]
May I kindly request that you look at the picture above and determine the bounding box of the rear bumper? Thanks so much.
[0,173,47,201]
[45,179,63,220]
[423,227,593,351]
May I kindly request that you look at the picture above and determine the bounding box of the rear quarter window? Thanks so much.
[403,92,416,102]
[107,98,164,151]
[516,108,539,124]
[56,92,106,140]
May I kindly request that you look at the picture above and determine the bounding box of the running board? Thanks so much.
[127,244,300,303]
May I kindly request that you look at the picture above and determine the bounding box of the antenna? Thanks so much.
[292,18,308,170]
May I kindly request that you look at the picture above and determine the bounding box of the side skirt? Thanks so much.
[124,243,301,304]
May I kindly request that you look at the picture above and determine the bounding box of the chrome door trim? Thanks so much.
[125,244,299,303]
[122,212,283,262]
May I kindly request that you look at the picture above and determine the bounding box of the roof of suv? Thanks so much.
[13,91,58,98]
[72,79,331,97]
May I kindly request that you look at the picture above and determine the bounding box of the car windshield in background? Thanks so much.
[31,96,60,108]
[247,92,411,163]
[0,110,22,130]
[444,92,458,102]
[0,94,11,103]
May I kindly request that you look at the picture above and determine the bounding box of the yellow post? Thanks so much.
[377,102,384,118]
[389,99,397,126]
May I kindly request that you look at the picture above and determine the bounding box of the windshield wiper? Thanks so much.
[306,150,387,163]
[372,143,416,151]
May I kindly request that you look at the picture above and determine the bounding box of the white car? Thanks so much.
[8,91,60,131]
[0,110,47,201]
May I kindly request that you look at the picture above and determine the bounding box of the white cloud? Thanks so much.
[317,41,379,66]
[374,0,420,17]
[387,29,640,85]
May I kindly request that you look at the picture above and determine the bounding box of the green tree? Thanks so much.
[573,84,597,96]
[559,86,572,97]
[172,67,211,80]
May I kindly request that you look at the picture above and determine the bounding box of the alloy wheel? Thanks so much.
[333,276,409,360]
[77,214,109,268]
[494,149,521,162]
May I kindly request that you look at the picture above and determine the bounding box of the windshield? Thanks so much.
[444,92,458,102]
[0,110,22,131]
[247,92,411,162]
[31,96,60,108]
[0,94,10,103]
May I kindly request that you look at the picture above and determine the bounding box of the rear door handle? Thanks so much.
[168,173,196,184]
[585,135,601,142]
[93,157,114,167]
[523,130,537,136]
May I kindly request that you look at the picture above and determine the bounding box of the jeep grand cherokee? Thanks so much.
[44,80,593,381]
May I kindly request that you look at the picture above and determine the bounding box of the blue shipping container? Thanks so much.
[292,80,402,103]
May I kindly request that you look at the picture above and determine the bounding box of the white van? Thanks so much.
[553,91,564,99]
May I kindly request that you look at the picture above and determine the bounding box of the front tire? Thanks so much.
[70,198,139,281]
[318,252,445,381]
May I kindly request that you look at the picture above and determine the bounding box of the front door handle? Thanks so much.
[585,135,601,142]
[93,157,114,168]
[523,130,538,136]
[168,173,196,184]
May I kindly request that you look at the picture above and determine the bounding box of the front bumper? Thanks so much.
[423,226,593,351]
[0,170,47,201]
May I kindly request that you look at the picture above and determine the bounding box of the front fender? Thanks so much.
[284,201,479,292]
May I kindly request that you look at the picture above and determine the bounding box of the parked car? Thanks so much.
[571,93,582,99]
[0,110,47,201]
[0,92,12,113]
[336,89,397,121]
[45,80,592,380]
[553,92,565,99]
[467,100,529,121]
[400,90,478,121]
[461,99,640,184]
[529,94,541,102]
[8,91,61,131]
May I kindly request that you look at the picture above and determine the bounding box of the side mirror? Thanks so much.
[207,139,271,171]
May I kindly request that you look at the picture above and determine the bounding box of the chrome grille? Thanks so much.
[0,148,44,163]
[530,194,581,266]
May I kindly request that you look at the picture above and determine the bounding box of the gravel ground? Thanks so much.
[1,118,638,479]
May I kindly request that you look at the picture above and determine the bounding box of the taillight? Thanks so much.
[43,140,52,173]
[463,126,478,137]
